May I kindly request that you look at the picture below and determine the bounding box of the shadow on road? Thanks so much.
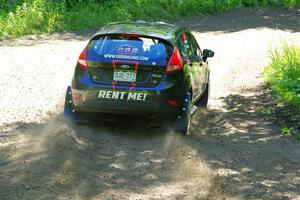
[1,86,299,199]
[189,86,300,199]
[174,7,300,34]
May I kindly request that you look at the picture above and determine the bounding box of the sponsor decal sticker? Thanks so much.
[182,32,190,47]
[104,54,149,61]
[98,90,147,101]
[117,45,139,55]
[182,32,187,41]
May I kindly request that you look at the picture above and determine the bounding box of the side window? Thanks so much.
[186,32,202,61]
[177,31,193,60]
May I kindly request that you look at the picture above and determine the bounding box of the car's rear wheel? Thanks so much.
[196,80,209,108]
[177,92,192,135]
[64,86,89,125]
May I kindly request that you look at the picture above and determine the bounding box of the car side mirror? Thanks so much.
[203,49,214,61]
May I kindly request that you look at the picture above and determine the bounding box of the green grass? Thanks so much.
[264,41,300,110]
[264,41,300,140]
[1,0,300,38]
[280,125,300,140]
[0,0,65,37]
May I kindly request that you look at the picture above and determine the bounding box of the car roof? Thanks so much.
[95,21,184,42]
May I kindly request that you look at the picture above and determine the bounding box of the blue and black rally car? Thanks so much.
[64,21,214,134]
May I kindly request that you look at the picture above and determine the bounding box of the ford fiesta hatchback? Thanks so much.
[64,21,214,134]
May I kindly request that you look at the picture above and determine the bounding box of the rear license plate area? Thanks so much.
[113,70,136,82]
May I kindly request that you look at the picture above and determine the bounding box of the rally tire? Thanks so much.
[177,92,192,135]
[196,81,209,108]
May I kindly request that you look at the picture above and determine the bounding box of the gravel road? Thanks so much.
[1,8,300,200]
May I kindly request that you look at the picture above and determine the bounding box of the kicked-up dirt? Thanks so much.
[0,7,300,200]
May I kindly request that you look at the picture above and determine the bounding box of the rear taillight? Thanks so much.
[77,47,88,69]
[167,100,179,106]
[166,48,183,73]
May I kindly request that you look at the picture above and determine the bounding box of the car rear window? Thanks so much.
[87,35,173,66]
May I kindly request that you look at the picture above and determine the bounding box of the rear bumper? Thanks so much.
[73,98,177,115]
[70,86,180,116]
[70,71,183,116]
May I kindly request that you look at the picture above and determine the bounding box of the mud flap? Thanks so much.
[175,92,192,135]
[64,86,89,124]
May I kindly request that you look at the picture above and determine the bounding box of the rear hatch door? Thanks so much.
[86,34,173,87]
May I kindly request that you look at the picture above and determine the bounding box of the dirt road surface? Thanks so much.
[1,8,300,200]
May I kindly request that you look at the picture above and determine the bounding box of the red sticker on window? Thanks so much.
[182,33,187,41]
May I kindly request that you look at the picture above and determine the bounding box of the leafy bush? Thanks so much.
[264,41,300,110]
[0,0,300,38]
[0,0,64,37]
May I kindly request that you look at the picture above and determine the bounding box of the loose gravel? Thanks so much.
[0,8,300,200]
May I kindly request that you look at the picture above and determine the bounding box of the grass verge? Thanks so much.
[264,41,300,139]
[264,42,300,109]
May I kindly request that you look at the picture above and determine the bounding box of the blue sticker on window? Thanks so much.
[87,39,168,66]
